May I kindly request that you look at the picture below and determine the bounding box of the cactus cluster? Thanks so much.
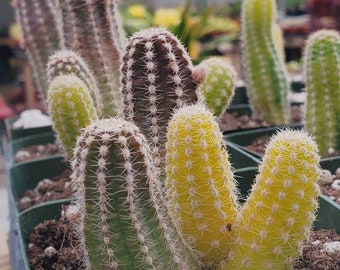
[303,30,340,156]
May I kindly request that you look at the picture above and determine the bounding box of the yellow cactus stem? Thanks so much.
[166,103,239,266]
[218,129,321,270]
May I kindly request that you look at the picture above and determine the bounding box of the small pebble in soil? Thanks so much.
[319,170,334,186]
[323,241,340,253]
[331,180,340,191]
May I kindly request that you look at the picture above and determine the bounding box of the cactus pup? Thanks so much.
[166,103,239,266]
[71,118,202,269]
[198,57,237,117]
[218,130,320,270]
[121,27,205,173]
[57,0,126,117]
[303,30,340,156]
[47,74,98,158]
[241,0,290,124]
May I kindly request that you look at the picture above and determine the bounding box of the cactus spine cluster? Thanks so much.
[121,27,205,172]
[198,57,236,117]
[57,0,126,117]
[71,118,201,270]
[14,0,64,97]
[47,74,98,158]
[241,0,290,125]
[166,104,239,265]
[303,30,340,156]
[218,130,320,269]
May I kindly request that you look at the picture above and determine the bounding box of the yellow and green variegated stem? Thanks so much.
[166,103,239,266]
[199,57,237,116]
[304,30,340,156]
[71,118,202,270]
[47,74,98,158]
[218,130,320,270]
[241,0,290,124]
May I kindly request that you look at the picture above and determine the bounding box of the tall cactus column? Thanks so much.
[121,27,204,174]
[304,30,340,156]
[241,0,290,125]
[71,118,202,270]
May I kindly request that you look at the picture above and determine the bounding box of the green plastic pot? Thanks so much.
[225,140,260,169]
[8,155,68,214]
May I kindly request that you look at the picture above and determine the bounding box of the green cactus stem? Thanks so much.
[47,49,104,117]
[198,57,237,116]
[121,27,205,174]
[13,0,64,98]
[241,0,290,125]
[303,30,340,156]
[166,103,239,266]
[218,130,320,270]
[47,74,98,158]
[57,0,126,117]
[71,118,202,270]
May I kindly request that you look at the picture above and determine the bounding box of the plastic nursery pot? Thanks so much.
[5,115,53,141]
[234,167,340,234]
[225,140,260,169]
[224,124,304,159]
[17,199,73,270]
[9,131,58,165]
[8,155,68,214]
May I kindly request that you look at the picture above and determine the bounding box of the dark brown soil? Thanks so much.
[27,208,84,270]
[18,169,72,211]
[14,143,60,163]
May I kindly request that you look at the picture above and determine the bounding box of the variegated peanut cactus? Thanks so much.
[57,0,126,117]
[166,104,239,266]
[47,74,98,158]
[71,118,202,270]
[47,49,104,117]
[303,30,340,156]
[241,0,290,125]
[13,0,64,97]
[121,27,206,174]
[218,130,320,269]
[198,57,237,116]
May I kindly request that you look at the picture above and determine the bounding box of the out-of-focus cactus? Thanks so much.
[218,130,320,270]
[303,30,340,156]
[57,0,126,117]
[13,0,64,97]
[198,57,237,116]
[241,0,290,124]
[47,74,98,158]
[166,103,239,266]
[121,27,205,173]
[47,49,104,117]
[71,118,202,270]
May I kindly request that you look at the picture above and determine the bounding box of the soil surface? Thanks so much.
[14,142,60,163]
[18,169,72,211]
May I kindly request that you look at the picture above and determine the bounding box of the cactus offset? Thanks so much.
[166,104,239,265]
[71,118,202,269]
[13,0,64,98]
[57,0,126,117]
[47,74,98,158]
[47,49,104,117]
[121,27,205,173]
[241,0,290,124]
[218,130,320,270]
[198,57,236,116]
[303,30,340,156]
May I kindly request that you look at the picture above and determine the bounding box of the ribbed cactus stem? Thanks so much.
[71,118,202,269]
[304,30,340,156]
[166,104,239,265]
[241,0,290,124]
[57,0,126,117]
[219,130,320,270]
[47,74,98,158]
[198,57,236,116]
[121,27,204,174]
[13,0,64,97]
[47,49,104,116]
